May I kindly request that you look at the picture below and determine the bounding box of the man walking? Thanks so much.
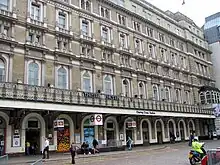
[42,138,49,159]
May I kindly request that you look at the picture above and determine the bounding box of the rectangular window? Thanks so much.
[58,12,66,28]
[170,38,175,47]
[147,27,153,37]
[102,27,109,42]
[100,6,110,19]
[135,39,142,53]
[82,20,89,36]
[119,33,127,48]
[118,14,126,26]
[81,0,91,11]
[158,33,164,42]
[31,3,40,21]
[0,0,8,10]
[133,21,141,32]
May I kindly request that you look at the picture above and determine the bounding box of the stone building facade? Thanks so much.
[0,0,215,155]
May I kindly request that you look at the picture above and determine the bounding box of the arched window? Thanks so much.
[138,82,145,99]
[82,71,92,92]
[28,62,39,86]
[206,91,211,104]
[57,67,67,89]
[122,79,130,97]
[0,59,5,82]
[200,92,206,104]
[165,87,170,102]
[152,85,159,100]
[217,93,220,103]
[175,89,180,102]
[185,91,189,104]
[104,75,113,95]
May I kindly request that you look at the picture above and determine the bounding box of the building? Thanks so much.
[0,0,215,155]
[204,12,220,137]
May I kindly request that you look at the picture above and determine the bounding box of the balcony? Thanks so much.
[100,38,115,51]
[0,82,212,115]
[118,44,132,56]
[27,17,47,30]
[55,23,73,38]
[80,31,96,44]
[0,8,16,21]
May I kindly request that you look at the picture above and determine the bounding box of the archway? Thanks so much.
[142,120,150,145]
[188,119,195,137]
[0,116,6,156]
[22,113,45,154]
[81,116,95,148]
[155,119,164,144]
[124,117,135,143]
[104,116,119,146]
[167,119,176,141]
[178,120,186,141]
[56,114,74,152]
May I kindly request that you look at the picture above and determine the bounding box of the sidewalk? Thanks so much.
[8,142,188,165]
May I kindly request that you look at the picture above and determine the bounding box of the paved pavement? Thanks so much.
[7,140,220,165]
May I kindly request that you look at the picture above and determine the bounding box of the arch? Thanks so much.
[200,92,206,104]
[187,119,195,137]
[124,117,135,142]
[0,111,9,155]
[22,113,45,152]
[28,61,40,86]
[104,116,119,142]
[103,74,113,95]
[0,111,9,125]
[81,70,93,92]
[57,114,74,143]
[138,81,146,99]
[152,85,159,100]
[177,119,187,140]
[167,119,177,139]
[154,119,165,143]
[140,118,152,143]
[57,66,68,89]
[122,78,130,97]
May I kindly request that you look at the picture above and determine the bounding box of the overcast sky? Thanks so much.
[147,0,219,27]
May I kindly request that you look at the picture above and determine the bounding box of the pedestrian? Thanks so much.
[26,141,30,155]
[42,137,49,159]
[92,138,99,154]
[70,142,77,164]
[126,136,133,150]
[188,132,194,146]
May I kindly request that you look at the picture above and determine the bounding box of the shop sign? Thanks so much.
[90,114,103,126]
[127,121,136,128]
[54,120,64,128]
[13,135,20,147]
[136,110,156,115]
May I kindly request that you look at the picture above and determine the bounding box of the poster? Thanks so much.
[84,127,94,148]
[13,135,20,147]
[57,128,70,152]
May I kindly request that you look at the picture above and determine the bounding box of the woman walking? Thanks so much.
[70,142,77,164]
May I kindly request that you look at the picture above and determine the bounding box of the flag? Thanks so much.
[182,0,185,5]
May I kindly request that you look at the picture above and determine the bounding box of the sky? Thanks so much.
[147,0,220,27]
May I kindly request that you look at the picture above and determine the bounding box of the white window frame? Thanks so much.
[119,32,128,48]
[0,0,12,11]
[103,74,113,95]
[117,13,126,26]
[152,85,159,101]
[134,38,142,53]
[122,78,130,97]
[138,81,146,99]
[148,43,155,58]
[80,0,92,12]
[80,18,92,37]
[81,70,93,92]
[29,0,43,21]
[26,60,41,86]
[0,55,9,82]
[133,21,142,32]
[56,10,69,29]
[99,5,111,19]
[101,26,111,43]
[165,87,170,102]
[55,66,69,89]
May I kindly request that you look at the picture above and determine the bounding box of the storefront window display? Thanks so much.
[83,119,94,148]
[57,119,70,152]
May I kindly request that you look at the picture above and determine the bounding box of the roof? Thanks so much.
[199,86,220,92]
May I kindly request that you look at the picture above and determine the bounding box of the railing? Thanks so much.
[0,82,213,115]
[207,149,220,165]
[30,159,43,165]
[0,155,8,165]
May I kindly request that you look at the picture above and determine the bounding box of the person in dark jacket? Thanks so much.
[70,142,77,164]
[92,139,99,154]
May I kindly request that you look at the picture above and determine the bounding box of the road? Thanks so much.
[43,140,219,165]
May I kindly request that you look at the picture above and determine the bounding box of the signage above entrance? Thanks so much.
[127,121,136,128]
[136,110,156,115]
[54,120,64,128]
[90,114,103,126]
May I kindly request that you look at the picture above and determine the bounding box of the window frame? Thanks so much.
[81,70,93,92]
[103,74,113,95]
[56,66,69,89]
[27,61,41,86]
[122,78,130,97]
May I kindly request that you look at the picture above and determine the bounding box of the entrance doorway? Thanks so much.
[142,121,149,146]
[25,129,40,154]
[25,118,41,155]
[156,121,163,144]
[126,129,133,141]
[0,117,6,156]
[106,120,115,146]
[179,121,185,141]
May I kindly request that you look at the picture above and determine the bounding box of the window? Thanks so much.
[81,44,92,58]
[82,20,89,36]
[31,3,40,21]
[81,0,91,11]
[104,75,113,95]
[119,33,127,48]
[101,26,110,43]
[28,62,39,86]
[175,89,180,102]
[133,21,141,32]
[200,92,205,104]
[160,49,167,62]
[58,12,66,29]
[0,59,5,82]
[134,38,142,53]
[28,33,34,42]
[185,91,189,104]
[3,26,9,36]
[121,55,130,67]
[0,0,9,10]
[158,33,164,42]
[206,91,211,104]
[100,6,110,19]
[122,79,130,97]
[151,64,158,74]
[118,14,126,26]
[82,71,92,92]
[171,53,177,65]
[179,43,184,51]
[138,82,145,99]
[148,43,155,58]
[147,27,153,37]
[165,87,170,102]
[102,51,112,63]
[170,38,175,47]
[152,85,159,100]
[57,67,67,89]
